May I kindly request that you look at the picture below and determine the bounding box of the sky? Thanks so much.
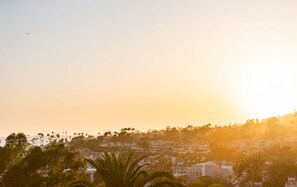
[1,0,297,136]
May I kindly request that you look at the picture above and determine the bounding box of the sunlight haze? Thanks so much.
[1,0,297,135]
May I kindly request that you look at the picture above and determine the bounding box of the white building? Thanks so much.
[186,162,233,181]
[286,177,297,187]
[86,167,96,183]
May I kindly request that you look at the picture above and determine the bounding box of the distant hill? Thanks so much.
[262,112,297,126]
[278,112,297,125]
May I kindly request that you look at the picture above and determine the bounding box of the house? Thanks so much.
[173,166,188,177]
[285,176,297,187]
[148,141,174,152]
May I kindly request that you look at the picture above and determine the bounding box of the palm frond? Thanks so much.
[87,152,176,187]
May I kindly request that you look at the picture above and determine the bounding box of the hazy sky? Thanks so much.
[1,0,297,135]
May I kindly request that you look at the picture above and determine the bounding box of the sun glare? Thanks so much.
[239,53,296,119]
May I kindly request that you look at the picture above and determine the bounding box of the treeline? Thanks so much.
[0,133,85,187]
[71,112,297,143]
[13,113,297,151]
[0,133,229,187]
[16,112,294,165]
[65,113,297,154]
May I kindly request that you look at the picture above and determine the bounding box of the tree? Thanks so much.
[0,132,28,178]
[187,180,206,187]
[0,146,9,174]
[2,141,85,187]
[262,157,297,187]
[2,146,45,187]
[208,184,224,187]
[42,142,85,186]
[194,176,214,186]
[235,153,264,186]
[5,132,28,166]
[87,152,179,187]
[187,176,228,187]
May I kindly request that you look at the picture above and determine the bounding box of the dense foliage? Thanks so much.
[0,133,85,187]
[86,152,181,187]
[1,112,297,186]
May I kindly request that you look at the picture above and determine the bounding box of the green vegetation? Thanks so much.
[0,133,183,187]
[1,113,297,186]
[234,146,297,187]
[86,152,181,187]
[0,133,85,187]
[187,176,230,187]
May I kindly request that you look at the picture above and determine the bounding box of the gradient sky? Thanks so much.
[1,0,297,136]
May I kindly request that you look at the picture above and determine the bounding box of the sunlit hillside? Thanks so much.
[2,112,297,187]
[2,1,297,186]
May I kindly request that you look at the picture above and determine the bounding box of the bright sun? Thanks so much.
[239,53,296,119]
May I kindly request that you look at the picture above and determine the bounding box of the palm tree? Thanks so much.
[86,152,181,187]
